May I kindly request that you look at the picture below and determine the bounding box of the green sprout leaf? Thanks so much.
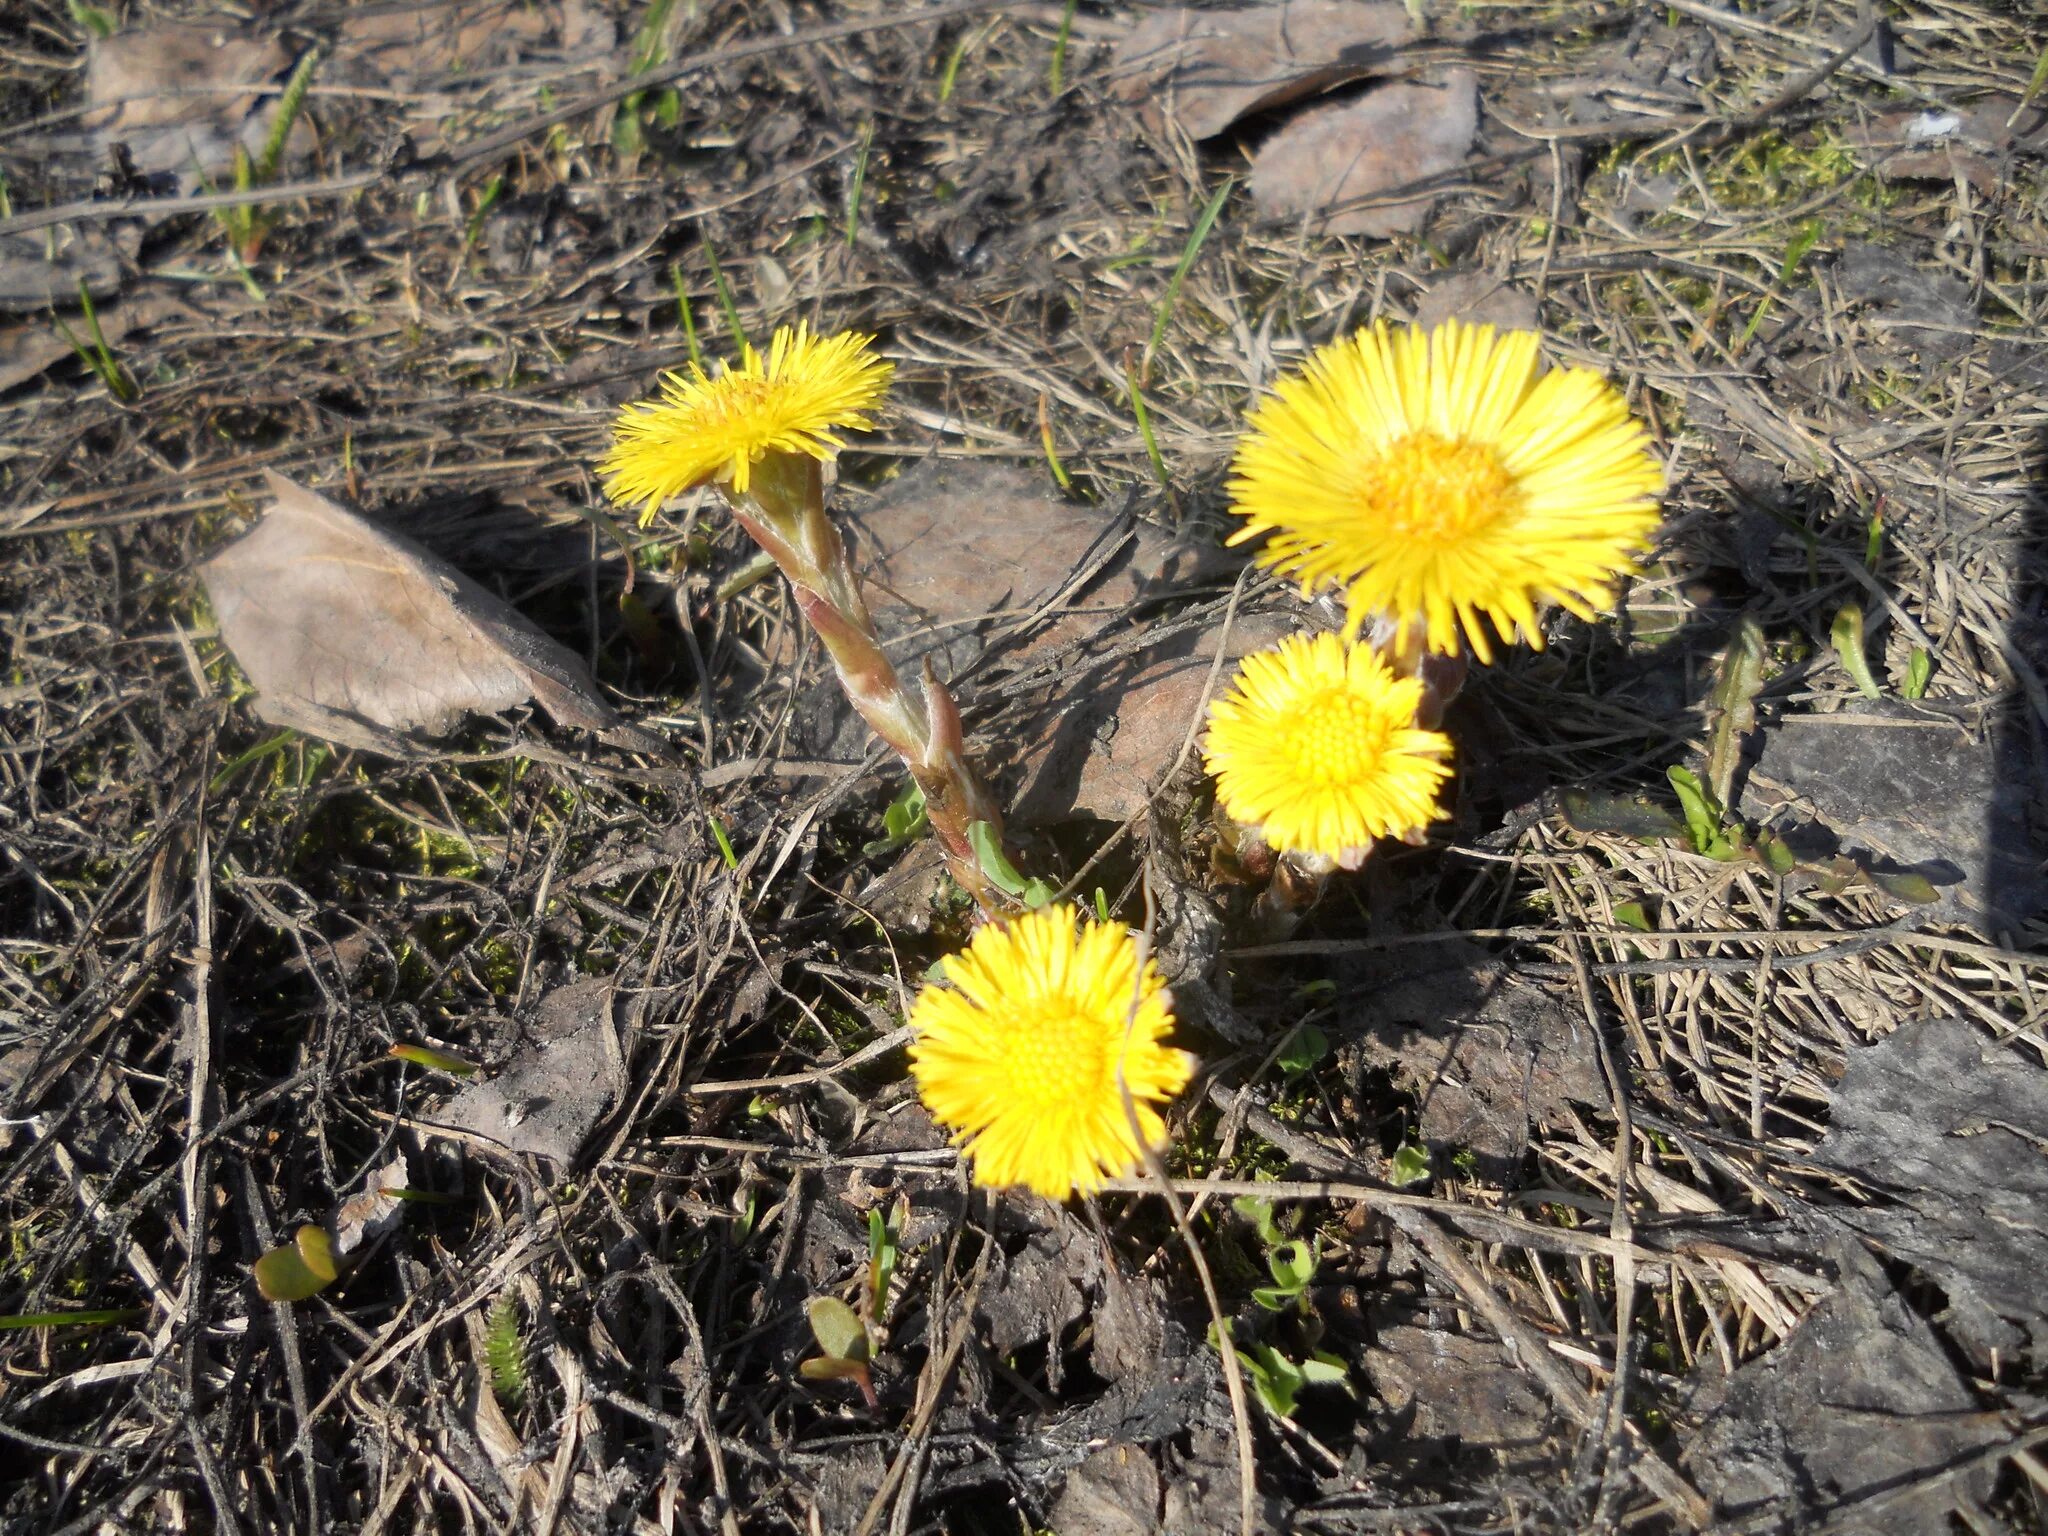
[1870,869,1939,905]
[967,821,1057,907]
[1830,603,1884,700]
[1388,1141,1432,1188]
[1903,646,1932,700]
[1252,1238,1319,1311]
[1611,900,1652,932]
[805,1296,869,1365]
[388,1042,478,1076]
[0,1308,144,1330]
[863,782,928,857]
[1276,1023,1328,1079]
[866,1207,900,1324]
[708,814,739,870]
[1666,766,1737,860]
[252,1224,338,1303]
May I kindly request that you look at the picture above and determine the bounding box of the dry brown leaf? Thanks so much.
[0,291,191,390]
[1110,0,1410,141]
[332,1153,409,1259]
[0,224,140,315]
[337,0,613,88]
[785,460,1213,760]
[86,23,303,191]
[1248,70,1479,237]
[1409,270,1539,332]
[1006,612,1298,827]
[200,471,621,752]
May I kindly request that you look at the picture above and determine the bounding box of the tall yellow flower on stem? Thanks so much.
[598,323,1011,914]
[908,907,1195,1201]
[600,323,893,515]
[1228,319,1663,663]
[1205,631,1452,867]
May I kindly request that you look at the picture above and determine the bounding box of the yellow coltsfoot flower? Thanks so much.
[1228,318,1663,662]
[1205,630,1452,864]
[599,322,893,519]
[908,907,1194,1201]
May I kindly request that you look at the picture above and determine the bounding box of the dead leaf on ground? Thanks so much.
[1408,270,1539,333]
[0,291,192,392]
[1810,1015,2048,1365]
[1683,1238,2000,1532]
[86,23,306,192]
[785,459,1212,761]
[1005,611,1299,826]
[1109,0,1411,141]
[1249,70,1479,237]
[1049,1444,1163,1536]
[200,471,623,754]
[336,0,614,90]
[1845,95,2048,194]
[0,224,140,315]
[431,977,626,1168]
[1365,1318,1556,1462]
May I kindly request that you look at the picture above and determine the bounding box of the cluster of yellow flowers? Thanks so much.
[598,317,1660,1202]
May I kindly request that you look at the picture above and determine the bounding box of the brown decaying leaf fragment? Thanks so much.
[85,23,301,191]
[1110,0,1412,141]
[1248,70,1479,238]
[200,471,619,752]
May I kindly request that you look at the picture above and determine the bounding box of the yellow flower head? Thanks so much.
[1204,631,1452,860]
[907,906,1194,1201]
[599,322,893,518]
[1228,319,1663,662]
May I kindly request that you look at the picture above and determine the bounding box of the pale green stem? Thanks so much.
[723,452,1008,915]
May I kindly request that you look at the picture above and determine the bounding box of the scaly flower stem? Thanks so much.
[725,452,1008,915]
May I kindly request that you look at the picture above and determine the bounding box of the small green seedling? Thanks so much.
[1611,900,1652,932]
[967,821,1057,908]
[1388,1141,1432,1189]
[388,1042,478,1076]
[1211,1325,1352,1418]
[1903,646,1932,700]
[1829,603,1884,700]
[1251,1239,1319,1312]
[863,782,928,857]
[0,1307,143,1330]
[1275,1023,1328,1080]
[214,44,321,265]
[1666,766,1738,861]
[53,279,137,402]
[708,815,739,870]
[484,1293,528,1410]
[1232,1195,1320,1311]
[252,1224,338,1303]
[866,1207,900,1324]
[800,1296,878,1407]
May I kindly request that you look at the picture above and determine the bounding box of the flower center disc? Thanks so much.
[1003,1006,1108,1111]
[1278,687,1391,786]
[1359,431,1523,544]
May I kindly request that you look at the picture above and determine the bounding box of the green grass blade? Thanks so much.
[1146,177,1234,367]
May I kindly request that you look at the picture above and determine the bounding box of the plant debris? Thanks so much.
[1248,70,1479,237]
[1109,0,1411,141]
[200,472,624,752]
